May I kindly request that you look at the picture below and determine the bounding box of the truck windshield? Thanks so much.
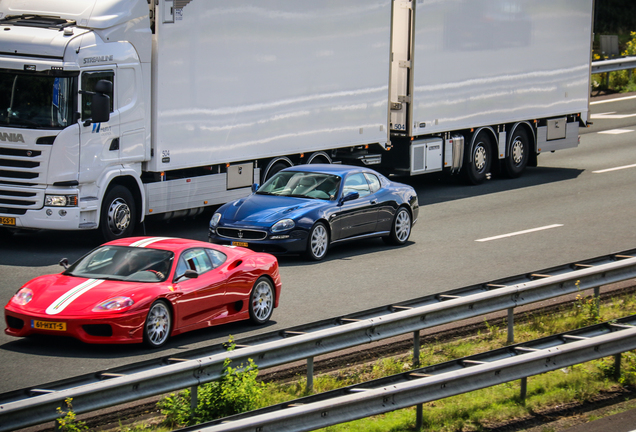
[0,70,75,129]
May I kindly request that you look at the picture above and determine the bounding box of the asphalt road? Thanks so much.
[0,94,635,394]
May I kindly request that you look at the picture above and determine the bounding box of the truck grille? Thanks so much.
[0,146,44,183]
[217,227,268,240]
[0,186,44,210]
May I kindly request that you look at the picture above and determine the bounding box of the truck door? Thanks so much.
[78,69,121,185]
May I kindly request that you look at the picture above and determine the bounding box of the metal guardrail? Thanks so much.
[591,56,636,74]
[182,315,636,432]
[1,250,636,431]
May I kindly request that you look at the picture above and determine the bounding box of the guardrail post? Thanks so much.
[413,331,423,430]
[520,377,527,403]
[190,385,198,415]
[507,307,514,344]
[307,357,314,393]
[614,353,622,381]
[594,286,601,317]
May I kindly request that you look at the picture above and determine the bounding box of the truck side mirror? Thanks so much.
[91,79,112,123]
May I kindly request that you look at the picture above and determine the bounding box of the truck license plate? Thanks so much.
[32,320,66,331]
[0,217,15,226]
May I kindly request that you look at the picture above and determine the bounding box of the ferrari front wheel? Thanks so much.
[249,277,274,325]
[143,300,171,348]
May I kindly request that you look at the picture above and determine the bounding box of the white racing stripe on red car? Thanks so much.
[45,279,105,315]
[129,237,173,248]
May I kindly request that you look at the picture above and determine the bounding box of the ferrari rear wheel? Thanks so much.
[143,300,171,348]
[305,222,329,261]
[383,207,412,245]
[249,277,274,325]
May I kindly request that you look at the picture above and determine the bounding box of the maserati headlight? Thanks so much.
[210,212,222,227]
[271,218,295,233]
[92,296,134,312]
[45,194,78,207]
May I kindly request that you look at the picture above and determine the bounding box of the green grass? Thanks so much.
[101,291,636,431]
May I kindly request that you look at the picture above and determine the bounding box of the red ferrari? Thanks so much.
[4,237,281,348]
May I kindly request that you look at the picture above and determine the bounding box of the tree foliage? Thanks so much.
[595,0,636,34]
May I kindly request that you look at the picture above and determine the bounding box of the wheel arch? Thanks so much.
[468,127,498,164]
[101,174,144,225]
[262,157,294,181]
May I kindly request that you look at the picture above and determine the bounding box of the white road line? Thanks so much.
[593,163,636,174]
[475,224,563,243]
[590,94,636,105]
[590,112,636,119]
[598,129,634,134]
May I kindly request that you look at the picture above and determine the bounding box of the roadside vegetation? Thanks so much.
[58,288,636,432]
[592,31,636,94]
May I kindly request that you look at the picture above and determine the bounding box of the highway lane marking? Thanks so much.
[598,128,634,134]
[593,163,636,174]
[590,94,636,105]
[590,112,636,119]
[475,224,563,242]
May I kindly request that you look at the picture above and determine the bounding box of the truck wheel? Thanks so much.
[100,185,136,241]
[465,132,493,185]
[504,128,530,178]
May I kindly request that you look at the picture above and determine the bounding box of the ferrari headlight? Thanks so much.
[12,287,33,305]
[45,194,78,207]
[92,296,134,312]
[271,218,295,233]
[210,212,222,227]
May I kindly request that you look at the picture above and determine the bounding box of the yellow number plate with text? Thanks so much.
[232,241,249,248]
[0,217,15,226]
[32,320,66,331]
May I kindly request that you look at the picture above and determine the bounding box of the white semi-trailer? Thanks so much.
[0,0,593,240]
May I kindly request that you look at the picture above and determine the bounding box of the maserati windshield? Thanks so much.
[0,70,75,129]
[257,171,341,200]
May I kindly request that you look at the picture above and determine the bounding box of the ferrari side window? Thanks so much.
[206,249,227,268]
[179,249,213,275]
[364,173,381,193]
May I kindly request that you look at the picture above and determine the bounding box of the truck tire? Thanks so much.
[465,132,493,185]
[504,128,530,178]
[99,185,136,241]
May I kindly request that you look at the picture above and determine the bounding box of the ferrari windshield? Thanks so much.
[65,246,174,283]
[257,171,341,200]
[0,70,75,129]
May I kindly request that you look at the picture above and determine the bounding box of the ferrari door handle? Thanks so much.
[370,200,378,205]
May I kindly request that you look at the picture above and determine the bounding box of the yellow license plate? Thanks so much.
[32,320,66,331]
[232,241,249,248]
[0,217,15,226]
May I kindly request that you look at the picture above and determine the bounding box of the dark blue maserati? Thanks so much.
[208,165,419,260]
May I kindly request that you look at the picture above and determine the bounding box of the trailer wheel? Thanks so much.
[99,185,136,241]
[504,128,530,178]
[465,132,493,185]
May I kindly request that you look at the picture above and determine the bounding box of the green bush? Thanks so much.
[158,337,263,428]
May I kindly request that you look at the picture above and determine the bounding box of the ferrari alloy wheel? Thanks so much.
[306,222,329,261]
[143,301,171,348]
[249,277,275,325]
[384,207,412,245]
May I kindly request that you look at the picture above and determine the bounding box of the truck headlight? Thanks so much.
[45,195,78,207]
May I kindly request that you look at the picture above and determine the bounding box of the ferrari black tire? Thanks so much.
[504,128,530,178]
[305,222,329,261]
[99,185,136,241]
[383,207,412,245]
[143,300,171,348]
[249,276,275,325]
